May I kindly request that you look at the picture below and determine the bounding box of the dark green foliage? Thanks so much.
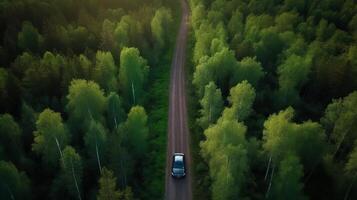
[269,155,306,200]
[0,0,178,199]
[0,161,31,200]
[106,92,125,130]
[0,114,22,163]
[119,47,149,106]
[17,21,43,53]
[52,146,83,200]
[66,79,106,131]
[84,120,107,172]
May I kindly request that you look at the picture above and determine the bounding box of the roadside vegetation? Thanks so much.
[189,0,357,199]
[0,0,179,199]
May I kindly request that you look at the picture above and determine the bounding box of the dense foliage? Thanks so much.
[0,0,178,199]
[189,0,357,199]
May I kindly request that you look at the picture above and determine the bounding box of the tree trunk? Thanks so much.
[131,81,136,105]
[54,136,65,167]
[344,173,357,200]
[265,164,275,198]
[96,140,102,174]
[265,155,272,181]
[70,158,82,200]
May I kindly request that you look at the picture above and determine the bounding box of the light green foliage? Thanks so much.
[222,81,256,122]
[244,14,274,43]
[84,119,107,171]
[151,7,173,49]
[198,82,224,129]
[18,21,43,52]
[277,54,312,107]
[60,146,83,199]
[66,79,106,124]
[0,114,22,162]
[270,155,306,200]
[193,22,227,64]
[228,10,244,39]
[114,15,143,50]
[114,18,129,50]
[346,142,357,177]
[263,107,326,168]
[321,91,357,155]
[0,161,30,200]
[235,57,264,87]
[316,19,336,41]
[275,11,300,32]
[123,106,148,159]
[101,19,116,51]
[107,92,125,130]
[97,167,121,200]
[95,51,118,92]
[32,109,69,167]
[201,119,248,200]
[191,3,206,30]
[78,54,93,79]
[193,47,237,96]
[119,47,149,105]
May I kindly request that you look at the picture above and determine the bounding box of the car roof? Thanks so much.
[174,152,184,156]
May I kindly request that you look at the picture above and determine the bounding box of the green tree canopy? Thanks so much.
[263,107,326,168]
[84,119,107,172]
[101,19,116,52]
[60,146,83,200]
[97,167,121,200]
[66,79,106,131]
[119,47,149,106]
[321,91,357,157]
[0,161,30,200]
[106,92,125,130]
[270,154,306,200]
[123,106,148,159]
[95,51,118,93]
[276,54,312,107]
[222,80,256,122]
[235,57,264,88]
[0,114,22,163]
[18,21,43,52]
[32,108,69,167]
[198,82,224,129]
[201,118,248,200]
[151,7,174,49]
[193,47,237,97]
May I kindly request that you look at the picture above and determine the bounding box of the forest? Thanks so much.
[188,0,357,199]
[1,0,357,199]
[0,0,178,199]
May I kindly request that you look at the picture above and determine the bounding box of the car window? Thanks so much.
[174,156,184,168]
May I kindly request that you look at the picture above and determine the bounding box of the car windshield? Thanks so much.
[174,156,184,168]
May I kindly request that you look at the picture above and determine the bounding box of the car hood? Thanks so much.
[173,168,184,174]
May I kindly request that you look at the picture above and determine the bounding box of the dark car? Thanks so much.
[171,153,186,178]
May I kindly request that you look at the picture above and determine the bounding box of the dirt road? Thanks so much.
[164,0,192,199]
